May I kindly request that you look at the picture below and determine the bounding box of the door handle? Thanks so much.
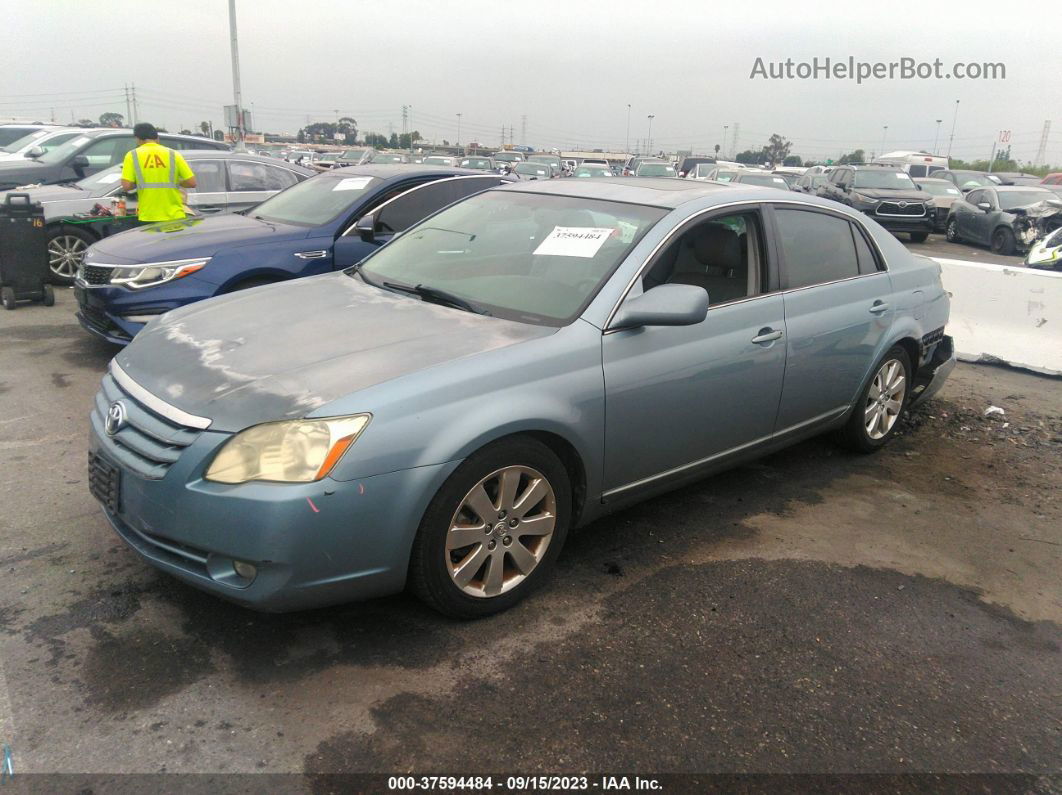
[294,250,329,259]
[869,301,890,314]
[751,328,783,344]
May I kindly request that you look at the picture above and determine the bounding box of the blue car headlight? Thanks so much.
[109,257,211,290]
[205,414,371,484]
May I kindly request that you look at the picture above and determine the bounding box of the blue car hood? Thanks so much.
[87,213,311,265]
[115,273,554,431]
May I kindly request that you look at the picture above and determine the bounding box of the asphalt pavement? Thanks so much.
[0,285,1059,790]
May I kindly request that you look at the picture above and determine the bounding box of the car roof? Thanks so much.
[497,176,736,208]
[993,185,1053,192]
[329,164,484,180]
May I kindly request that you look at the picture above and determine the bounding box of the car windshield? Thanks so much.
[341,149,366,159]
[954,172,995,189]
[1,129,52,153]
[918,182,961,197]
[252,173,378,226]
[75,165,126,194]
[998,190,1054,210]
[356,191,667,326]
[515,164,550,175]
[36,134,94,164]
[529,157,560,166]
[424,156,453,165]
[637,164,676,176]
[372,154,405,163]
[739,174,789,188]
[461,158,491,168]
[574,167,610,177]
[853,170,916,189]
[494,153,521,162]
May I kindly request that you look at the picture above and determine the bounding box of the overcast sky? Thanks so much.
[2,0,1058,163]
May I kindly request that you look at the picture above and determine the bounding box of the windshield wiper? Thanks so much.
[381,281,491,316]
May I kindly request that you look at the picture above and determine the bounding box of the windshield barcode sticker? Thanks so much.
[98,172,122,184]
[333,177,373,191]
[533,226,614,258]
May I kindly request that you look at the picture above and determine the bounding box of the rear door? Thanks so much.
[772,206,893,434]
[183,159,228,215]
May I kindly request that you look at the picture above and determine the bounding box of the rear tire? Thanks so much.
[409,437,571,619]
[909,231,929,243]
[991,228,1016,256]
[840,345,912,453]
[1,286,15,310]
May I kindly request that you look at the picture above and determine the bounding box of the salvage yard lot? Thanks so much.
[0,288,1059,783]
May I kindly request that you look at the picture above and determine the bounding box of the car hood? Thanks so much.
[853,187,929,201]
[87,213,310,265]
[114,273,554,431]
[0,159,52,184]
[0,183,91,202]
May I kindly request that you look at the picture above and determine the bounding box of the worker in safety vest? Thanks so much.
[120,122,197,222]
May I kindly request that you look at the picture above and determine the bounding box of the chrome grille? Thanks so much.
[876,202,927,217]
[91,373,201,479]
[80,264,115,285]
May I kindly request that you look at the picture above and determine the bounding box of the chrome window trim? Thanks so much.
[338,174,505,237]
[602,406,848,499]
[110,361,212,430]
[603,197,888,331]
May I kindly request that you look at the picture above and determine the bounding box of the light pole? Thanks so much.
[880,125,888,156]
[456,113,462,151]
[625,104,631,155]
[947,100,959,158]
[933,119,942,153]
[409,105,414,153]
[227,0,246,151]
[647,114,655,155]
[723,125,728,159]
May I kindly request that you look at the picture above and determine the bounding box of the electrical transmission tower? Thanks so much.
[521,115,527,146]
[1034,120,1051,167]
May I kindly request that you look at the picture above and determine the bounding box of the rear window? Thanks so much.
[776,209,862,289]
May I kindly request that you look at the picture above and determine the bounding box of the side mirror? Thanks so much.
[71,154,90,169]
[355,213,375,242]
[26,145,45,159]
[916,184,923,191]
[609,284,709,331]
[977,202,992,211]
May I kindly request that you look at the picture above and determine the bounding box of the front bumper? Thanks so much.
[88,378,460,611]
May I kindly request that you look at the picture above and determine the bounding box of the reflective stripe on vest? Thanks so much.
[130,147,178,189]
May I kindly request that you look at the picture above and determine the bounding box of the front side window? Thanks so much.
[357,191,667,325]
[642,211,764,306]
[776,209,861,289]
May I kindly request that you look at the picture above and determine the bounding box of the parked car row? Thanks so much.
[82,173,955,618]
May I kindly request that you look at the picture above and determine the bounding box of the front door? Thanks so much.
[602,208,787,495]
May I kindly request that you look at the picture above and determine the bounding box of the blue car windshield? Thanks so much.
[252,173,378,226]
[357,191,667,326]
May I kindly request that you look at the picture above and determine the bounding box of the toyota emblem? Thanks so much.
[105,401,127,436]
[898,201,908,208]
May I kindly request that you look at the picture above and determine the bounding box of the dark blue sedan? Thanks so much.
[74,165,508,343]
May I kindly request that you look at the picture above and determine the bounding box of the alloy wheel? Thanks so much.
[445,465,557,598]
[864,359,906,440]
[47,235,88,279]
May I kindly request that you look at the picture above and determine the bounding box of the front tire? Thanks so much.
[46,225,95,284]
[909,231,929,243]
[409,437,571,618]
[991,228,1016,256]
[840,346,912,453]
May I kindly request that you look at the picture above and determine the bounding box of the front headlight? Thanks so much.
[110,258,210,289]
[852,193,878,204]
[205,414,371,484]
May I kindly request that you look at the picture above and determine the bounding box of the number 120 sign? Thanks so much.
[999,130,1011,143]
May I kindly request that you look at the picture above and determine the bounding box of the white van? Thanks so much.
[872,151,948,178]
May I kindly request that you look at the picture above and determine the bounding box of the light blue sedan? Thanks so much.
[88,179,955,617]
